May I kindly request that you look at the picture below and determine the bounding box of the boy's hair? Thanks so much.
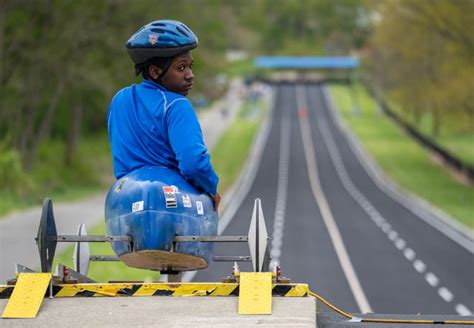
[135,56,173,81]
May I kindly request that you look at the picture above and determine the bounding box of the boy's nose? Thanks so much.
[186,69,194,80]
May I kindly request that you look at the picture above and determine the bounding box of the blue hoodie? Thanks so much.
[107,79,219,195]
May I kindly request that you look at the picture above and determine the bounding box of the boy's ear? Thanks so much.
[149,65,163,80]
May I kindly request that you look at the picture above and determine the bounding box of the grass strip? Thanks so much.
[0,134,112,219]
[210,99,263,192]
[329,84,473,230]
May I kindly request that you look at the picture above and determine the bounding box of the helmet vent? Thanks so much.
[151,22,166,27]
[176,26,189,37]
[180,24,192,34]
[150,28,179,37]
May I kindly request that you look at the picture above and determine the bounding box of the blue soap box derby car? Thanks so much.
[105,166,218,272]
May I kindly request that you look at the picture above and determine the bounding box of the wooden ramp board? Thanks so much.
[2,273,52,319]
[119,250,208,271]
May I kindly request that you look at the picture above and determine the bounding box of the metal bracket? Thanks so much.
[56,235,132,242]
[174,236,248,242]
[213,256,252,262]
[56,263,96,283]
[15,264,36,274]
[89,255,120,261]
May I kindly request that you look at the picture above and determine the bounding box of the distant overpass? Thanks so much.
[254,56,361,111]
[254,56,359,70]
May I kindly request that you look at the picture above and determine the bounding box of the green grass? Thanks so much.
[210,99,264,192]
[436,134,474,166]
[224,58,257,77]
[51,96,266,281]
[0,134,113,219]
[330,84,474,230]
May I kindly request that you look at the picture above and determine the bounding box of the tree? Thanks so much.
[367,0,474,136]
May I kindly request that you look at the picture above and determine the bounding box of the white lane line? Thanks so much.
[372,215,384,225]
[381,222,392,233]
[395,238,406,250]
[425,272,439,287]
[438,287,454,302]
[270,107,291,268]
[388,230,398,241]
[403,248,416,261]
[413,259,426,273]
[296,85,373,314]
[456,304,473,316]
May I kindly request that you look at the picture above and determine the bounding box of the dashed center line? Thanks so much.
[395,239,406,250]
[425,272,439,287]
[413,260,426,273]
[270,105,291,268]
[388,230,398,241]
[456,304,473,316]
[438,287,454,302]
[403,248,416,261]
[381,222,392,233]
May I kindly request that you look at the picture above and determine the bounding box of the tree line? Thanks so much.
[0,0,365,176]
[367,0,474,137]
[1,0,470,180]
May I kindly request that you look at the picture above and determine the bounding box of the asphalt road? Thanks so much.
[194,83,474,316]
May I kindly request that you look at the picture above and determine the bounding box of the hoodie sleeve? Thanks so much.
[166,98,219,195]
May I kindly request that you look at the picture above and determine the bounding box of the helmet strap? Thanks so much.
[155,57,173,84]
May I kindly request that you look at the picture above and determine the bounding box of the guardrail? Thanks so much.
[365,85,474,184]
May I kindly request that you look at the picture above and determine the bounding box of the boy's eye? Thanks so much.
[178,66,185,71]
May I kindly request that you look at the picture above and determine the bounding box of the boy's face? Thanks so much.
[160,52,194,95]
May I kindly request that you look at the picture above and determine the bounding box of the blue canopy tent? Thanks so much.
[254,56,359,70]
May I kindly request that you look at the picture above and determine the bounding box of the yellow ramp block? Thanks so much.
[2,273,52,319]
[238,272,272,315]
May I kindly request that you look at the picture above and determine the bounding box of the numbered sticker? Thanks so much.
[196,201,204,215]
[162,186,177,208]
[132,200,144,213]
[182,194,192,208]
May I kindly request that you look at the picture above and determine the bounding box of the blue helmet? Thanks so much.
[126,20,198,64]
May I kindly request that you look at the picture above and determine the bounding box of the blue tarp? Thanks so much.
[254,56,359,69]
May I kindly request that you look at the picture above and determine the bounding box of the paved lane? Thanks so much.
[195,82,473,316]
